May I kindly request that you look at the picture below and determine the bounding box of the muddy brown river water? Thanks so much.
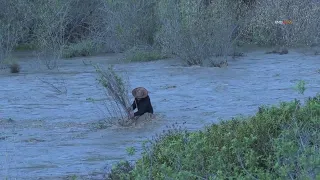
[0,49,319,179]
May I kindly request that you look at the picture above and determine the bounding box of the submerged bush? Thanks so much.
[14,43,37,51]
[1,56,21,73]
[110,95,320,179]
[10,63,20,73]
[94,64,132,126]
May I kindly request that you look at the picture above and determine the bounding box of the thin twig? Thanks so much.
[36,76,67,95]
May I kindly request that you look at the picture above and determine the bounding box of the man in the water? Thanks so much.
[127,87,154,119]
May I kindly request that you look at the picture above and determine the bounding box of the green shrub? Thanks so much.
[106,160,134,180]
[14,43,37,51]
[124,46,168,62]
[126,51,166,62]
[271,123,320,179]
[123,95,320,179]
[62,40,97,58]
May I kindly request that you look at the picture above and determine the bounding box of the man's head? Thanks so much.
[132,87,148,99]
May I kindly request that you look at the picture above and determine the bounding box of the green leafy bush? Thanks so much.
[14,43,37,51]
[110,95,320,179]
[62,40,97,58]
[125,51,166,62]
[124,46,168,62]
[106,160,134,180]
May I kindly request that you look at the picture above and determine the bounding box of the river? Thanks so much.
[0,49,319,179]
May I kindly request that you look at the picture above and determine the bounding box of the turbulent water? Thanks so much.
[0,49,319,179]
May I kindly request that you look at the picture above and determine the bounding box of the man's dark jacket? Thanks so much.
[131,96,153,117]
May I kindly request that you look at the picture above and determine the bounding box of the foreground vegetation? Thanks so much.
[107,94,320,179]
[0,0,319,70]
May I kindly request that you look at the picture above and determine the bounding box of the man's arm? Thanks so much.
[131,100,137,110]
[134,101,148,116]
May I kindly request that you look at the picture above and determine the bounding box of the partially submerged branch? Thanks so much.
[94,64,132,126]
